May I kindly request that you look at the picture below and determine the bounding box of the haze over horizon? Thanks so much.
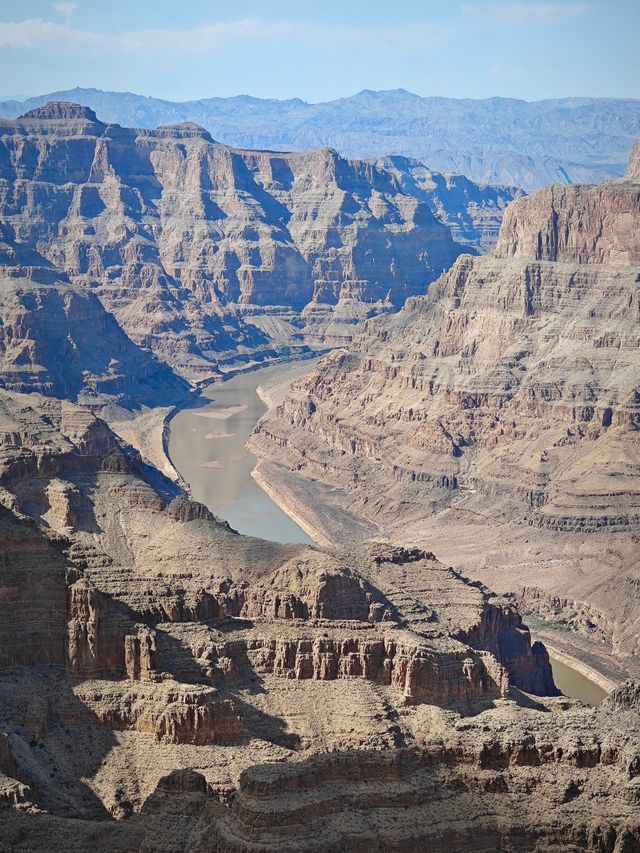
[1,0,638,103]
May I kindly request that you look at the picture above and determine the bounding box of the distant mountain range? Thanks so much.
[1,88,638,190]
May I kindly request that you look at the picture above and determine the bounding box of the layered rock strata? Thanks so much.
[0,224,187,407]
[2,87,638,189]
[251,147,640,669]
[375,155,523,251]
[0,102,469,381]
[1,375,640,850]
[0,388,588,849]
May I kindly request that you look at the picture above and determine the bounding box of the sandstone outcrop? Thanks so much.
[0,103,470,381]
[197,707,640,851]
[1,107,639,852]
[626,141,640,181]
[0,224,187,407]
[251,144,640,671]
[0,386,604,850]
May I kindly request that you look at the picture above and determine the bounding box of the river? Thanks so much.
[547,656,607,706]
[168,361,316,544]
[168,360,610,705]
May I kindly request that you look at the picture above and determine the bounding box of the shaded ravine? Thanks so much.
[168,360,610,705]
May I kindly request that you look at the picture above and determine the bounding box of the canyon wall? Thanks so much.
[251,146,640,665]
[1,389,638,851]
[0,102,474,383]
[2,88,638,189]
[376,155,523,251]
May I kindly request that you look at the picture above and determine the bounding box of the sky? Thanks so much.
[0,0,638,103]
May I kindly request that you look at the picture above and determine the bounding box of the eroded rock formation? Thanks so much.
[1,109,639,853]
[4,391,623,850]
[0,102,470,381]
[375,155,523,251]
[251,144,640,668]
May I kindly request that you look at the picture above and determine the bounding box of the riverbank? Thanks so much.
[158,357,631,701]
[250,464,332,547]
[547,648,614,697]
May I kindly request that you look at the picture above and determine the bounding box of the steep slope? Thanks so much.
[0,223,187,408]
[4,391,623,853]
[251,147,640,669]
[0,102,467,380]
[375,155,523,250]
[2,88,639,189]
[1,390,639,852]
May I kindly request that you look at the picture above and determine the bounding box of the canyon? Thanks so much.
[0,101,495,385]
[252,144,640,688]
[0,100,638,850]
[0,388,607,851]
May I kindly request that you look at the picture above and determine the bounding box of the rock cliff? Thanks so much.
[251,144,640,667]
[375,155,523,251]
[0,103,469,381]
[1,354,639,851]
[0,224,187,407]
[1,106,639,852]
[5,389,622,850]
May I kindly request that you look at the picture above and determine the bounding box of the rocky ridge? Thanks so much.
[1,105,639,852]
[0,222,187,408]
[2,88,639,189]
[3,392,624,850]
[375,155,523,251]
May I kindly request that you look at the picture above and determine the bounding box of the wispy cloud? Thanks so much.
[462,3,590,28]
[51,2,77,27]
[0,15,445,56]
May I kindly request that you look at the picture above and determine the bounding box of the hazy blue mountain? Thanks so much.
[1,88,638,190]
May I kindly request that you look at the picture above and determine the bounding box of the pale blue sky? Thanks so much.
[1,0,638,102]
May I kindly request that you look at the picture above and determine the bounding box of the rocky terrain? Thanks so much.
[251,145,640,678]
[0,101,639,850]
[2,88,639,189]
[375,156,523,251]
[0,101,479,384]
[0,390,639,850]
[0,222,187,409]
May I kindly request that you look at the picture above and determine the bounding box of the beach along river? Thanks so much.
[168,360,611,704]
[168,361,316,544]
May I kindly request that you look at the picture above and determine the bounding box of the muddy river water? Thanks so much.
[168,360,610,706]
[168,361,316,544]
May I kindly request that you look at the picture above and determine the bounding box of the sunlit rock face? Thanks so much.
[251,144,640,660]
[1,88,638,189]
[0,102,469,381]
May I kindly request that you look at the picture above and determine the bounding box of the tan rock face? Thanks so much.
[1,105,639,851]
[0,103,468,380]
[196,707,640,852]
[0,389,637,851]
[376,155,523,251]
[626,141,640,181]
[0,506,68,671]
[494,182,640,264]
[251,151,640,664]
[77,680,244,745]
